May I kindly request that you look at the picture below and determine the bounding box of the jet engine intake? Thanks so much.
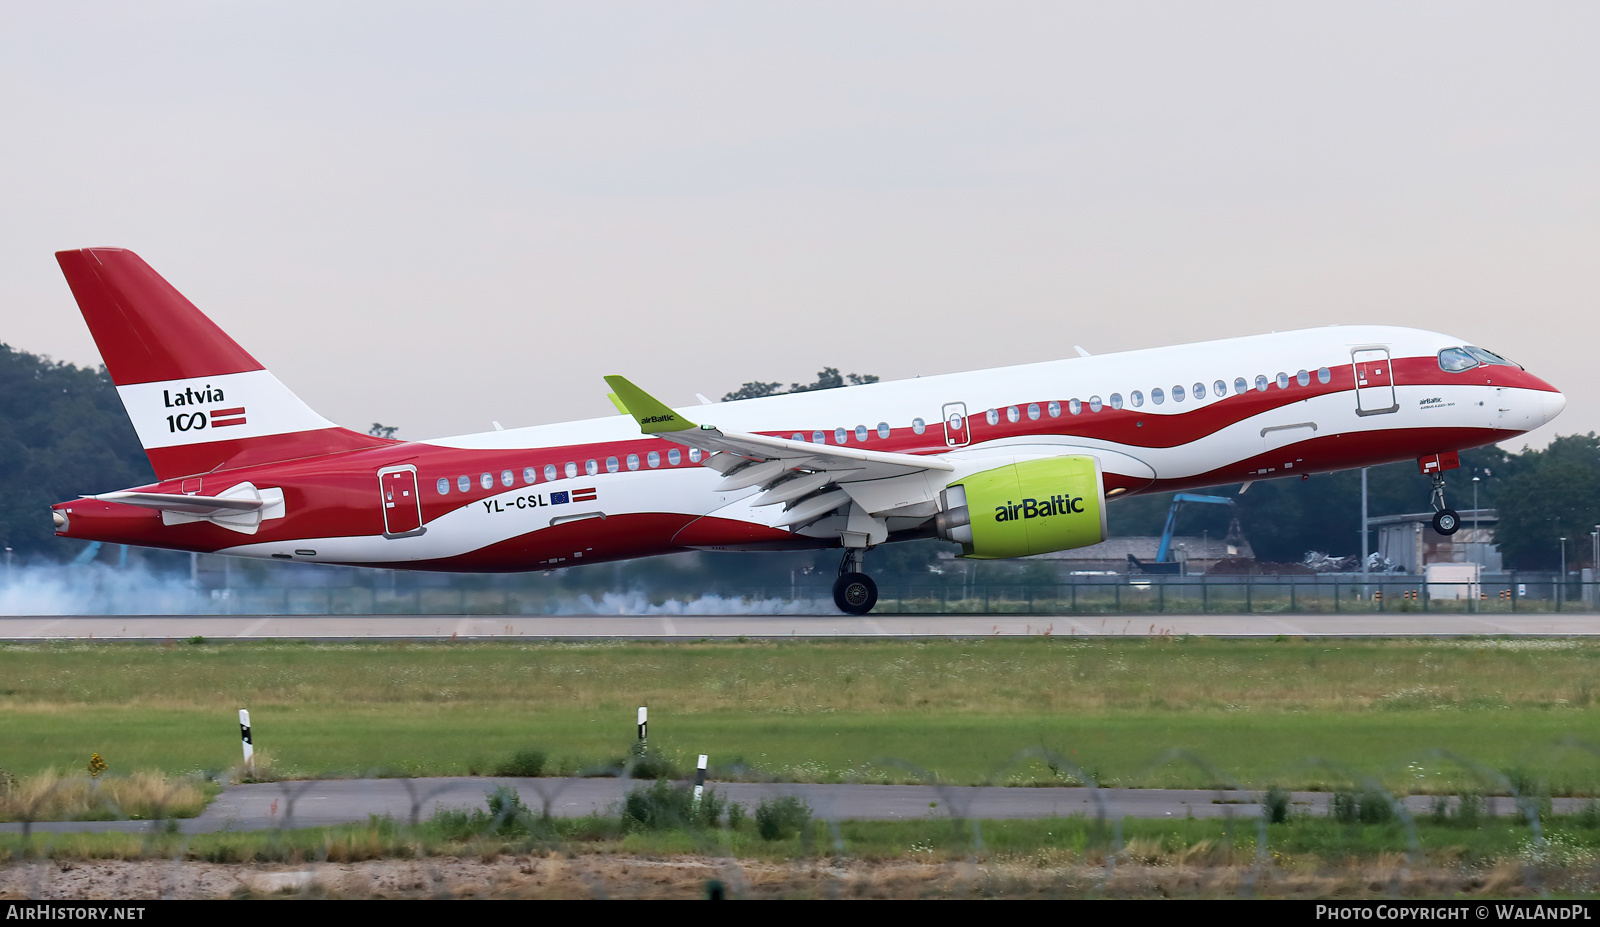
[935,456,1107,559]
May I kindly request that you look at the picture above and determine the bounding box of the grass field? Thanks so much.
[3,637,1599,792]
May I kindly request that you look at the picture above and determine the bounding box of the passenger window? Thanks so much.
[834,427,847,444]
[1027,403,1040,420]
[585,460,598,476]
[1276,372,1290,390]
[523,468,536,485]
[544,464,557,482]
[1130,391,1144,408]
[501,470,514,487]
[1214,380,1226,397]
[436,478,449,495]
[480,473,494,489]
[605,456,619,474]
[1172,385,1186,402]
[1069,399,1082,415]
[1109,394,1123,410]
[1006,406,1020,423]
[564,462,578,479]
[1317,367,1331,384]
[647,451,661,468]
[813,431,825,444]
[877,422,891,438]
[458,475,471,492]
[668,449,682,465]
[1192,382,1206,400]
[792,433,804,442]
[1255,375,1269,392]
[986,408,999,426]
[912,417,927,434]
[1089,395,1103,412]
[689,448,702,463]
[1297,369,1311,386]
[1047,401,1061,417]
[1151,388,1165,405]
[855,425,868,442]
[626,453,639,471]
[1234,377,1248,395]
[1439,347,1479,372]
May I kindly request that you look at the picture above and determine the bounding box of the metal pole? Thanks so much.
[1360,468,1370,599]
[1560,537,1568,611]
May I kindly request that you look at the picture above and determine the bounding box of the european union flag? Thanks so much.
[550,491,570,505]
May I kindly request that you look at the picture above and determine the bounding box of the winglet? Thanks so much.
[604,376,699,434]
[606,392,629,415]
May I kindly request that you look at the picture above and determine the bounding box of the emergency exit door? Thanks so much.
[941,402,970,447]
[378,465,425,538]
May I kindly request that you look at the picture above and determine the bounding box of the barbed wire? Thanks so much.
[6,743,1600,899]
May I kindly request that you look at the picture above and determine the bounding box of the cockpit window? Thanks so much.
[1465,346,1518,368]
[1438,347,1478,372]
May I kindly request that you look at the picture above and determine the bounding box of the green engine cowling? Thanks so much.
[934,456,1107,559]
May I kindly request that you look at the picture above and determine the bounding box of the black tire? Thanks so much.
[832,572,878,615]
[1433,509,1460,536]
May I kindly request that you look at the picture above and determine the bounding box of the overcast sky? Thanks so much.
[2,2,1594,449]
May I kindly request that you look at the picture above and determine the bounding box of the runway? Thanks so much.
[0,612,1596,640]
[3,777,1581,835]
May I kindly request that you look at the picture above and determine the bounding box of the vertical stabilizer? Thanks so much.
[56,248,393,480]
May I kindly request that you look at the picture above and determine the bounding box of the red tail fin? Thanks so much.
[56,248,392,480]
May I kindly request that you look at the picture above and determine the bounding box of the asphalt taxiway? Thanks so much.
[4,777,1580,835]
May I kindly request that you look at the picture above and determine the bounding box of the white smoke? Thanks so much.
[0,562,206,615]
[555,591,821,616]
[0,562,822,617]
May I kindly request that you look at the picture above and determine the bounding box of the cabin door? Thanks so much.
[378,465,425,538]
[1352,347,1398,416]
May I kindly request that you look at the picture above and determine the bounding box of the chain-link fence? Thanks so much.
[178,576,1600,616]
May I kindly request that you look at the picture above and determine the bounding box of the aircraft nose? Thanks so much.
[1539,388,1567,427]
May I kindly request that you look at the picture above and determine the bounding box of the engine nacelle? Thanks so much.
[934,456,1107,559]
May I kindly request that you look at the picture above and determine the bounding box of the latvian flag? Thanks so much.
[572,487,597,503]
[211,406,247,427]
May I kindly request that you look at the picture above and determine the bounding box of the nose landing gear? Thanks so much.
[1429,473,1461,536]
[832,548,878,615]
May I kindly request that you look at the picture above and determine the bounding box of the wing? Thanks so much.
[605,376,952,539]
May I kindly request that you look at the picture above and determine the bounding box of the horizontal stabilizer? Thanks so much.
[89,482,286,535]
[88,490,264,515]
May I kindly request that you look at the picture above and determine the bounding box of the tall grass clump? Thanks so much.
[755,795,813,841]
[1263,786,1292,824]
[427,785,560,841]
[0,770,206,822]
[493,749,547,778]
[1331,788,1396,825]
[622,778,726,831]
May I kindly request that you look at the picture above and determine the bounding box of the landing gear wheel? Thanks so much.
[1433,509,1460,536]
[833,572,878,615]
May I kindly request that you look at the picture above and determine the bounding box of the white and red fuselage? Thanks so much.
[50,248,1564,573]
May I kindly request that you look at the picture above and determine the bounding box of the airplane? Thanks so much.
[48,248,1565,614]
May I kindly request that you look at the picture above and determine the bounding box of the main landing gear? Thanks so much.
[832,548,878,615]
[1429,472,1461,536]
